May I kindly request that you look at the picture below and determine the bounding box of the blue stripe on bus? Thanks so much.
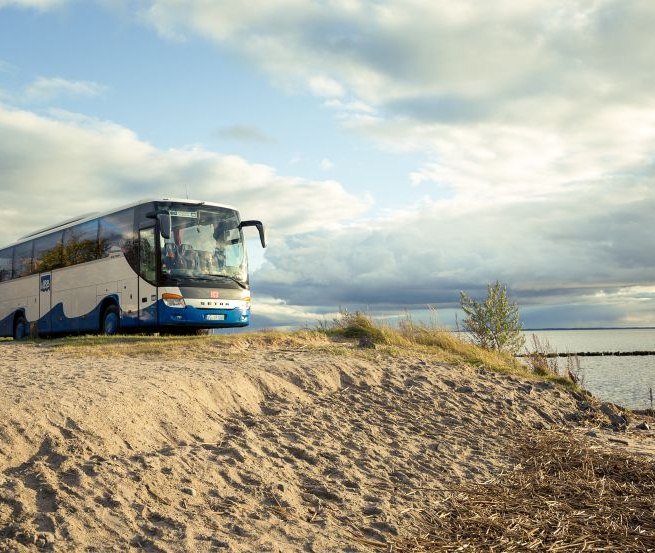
[38,301,105,334]
[0,297,250,337]
[0,311,15,336]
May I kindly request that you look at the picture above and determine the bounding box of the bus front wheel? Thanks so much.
[101,306,120,336]
[13,314,29,341]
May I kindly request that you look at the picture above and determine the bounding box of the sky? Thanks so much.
[1,0,654,329]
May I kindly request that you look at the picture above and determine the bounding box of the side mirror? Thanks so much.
[239,220,266,248]
[158,213,172,240]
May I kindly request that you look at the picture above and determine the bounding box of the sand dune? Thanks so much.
[0,339,653,551]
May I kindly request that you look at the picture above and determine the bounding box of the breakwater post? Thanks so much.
[517,351,655,358]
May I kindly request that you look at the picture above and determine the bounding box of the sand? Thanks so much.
[0,339,653,552]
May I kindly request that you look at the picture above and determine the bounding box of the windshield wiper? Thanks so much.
[188,274,247,288]
[208,274,247,288]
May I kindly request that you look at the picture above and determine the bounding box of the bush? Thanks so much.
[459,281,525,354]
[320,309,387,343]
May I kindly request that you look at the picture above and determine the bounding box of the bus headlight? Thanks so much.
[162,293,186,308]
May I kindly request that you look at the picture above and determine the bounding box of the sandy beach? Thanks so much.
[1,336,653,552]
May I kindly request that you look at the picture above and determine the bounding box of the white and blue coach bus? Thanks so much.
[0,198,266,339]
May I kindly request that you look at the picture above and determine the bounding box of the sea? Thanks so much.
[525,329,655,410]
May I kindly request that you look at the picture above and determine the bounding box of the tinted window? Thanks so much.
[99,209,134,258]
[13,241,33,279]
[34,232,63,272]
[63,220,99,266]
[0,248,12,282]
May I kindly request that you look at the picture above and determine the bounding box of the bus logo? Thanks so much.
[210,291,220,299]
[40,275,51,293]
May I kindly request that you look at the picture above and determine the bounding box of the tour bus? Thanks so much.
[0,198,266,339]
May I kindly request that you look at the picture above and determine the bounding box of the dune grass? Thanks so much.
[320,310,578,387]
[42,329,337,359]
[13,310,578,388]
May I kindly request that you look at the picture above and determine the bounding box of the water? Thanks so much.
[525,329,655,410]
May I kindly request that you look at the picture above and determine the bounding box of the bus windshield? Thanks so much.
[160,207,247,286]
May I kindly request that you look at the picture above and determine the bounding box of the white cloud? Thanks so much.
[24,77,107,102]
[136,0,655,200]
[0,105,370,247]
[308,75,345,98]
[0,0,68,9]
[324,98,374,115]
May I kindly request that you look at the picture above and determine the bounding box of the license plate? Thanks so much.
[206,314,225,321]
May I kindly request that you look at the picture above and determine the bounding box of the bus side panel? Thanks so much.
[0,283,15,337]
[0,306,11,336]
[0,276,39,336]
[76,284,98,332]
[96,281,118,331]
[52,265,98,333]
[138,277,158,328]
[118,277,139,329]
[49,255,140,333]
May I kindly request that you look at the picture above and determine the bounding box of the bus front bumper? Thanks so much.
[158,300,250,327]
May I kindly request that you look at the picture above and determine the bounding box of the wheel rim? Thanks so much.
[104,312,119,335]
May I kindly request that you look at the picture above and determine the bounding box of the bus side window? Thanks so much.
[63,220,99,266]
[12,241,34,279]
[99,209,134,258]
[0,248,12,282]
[33,232,63,272]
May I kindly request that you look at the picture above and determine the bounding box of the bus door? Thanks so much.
[138,226,158,327]
[38,272,52,335]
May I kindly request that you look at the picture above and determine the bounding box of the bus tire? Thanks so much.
[101,305,120,336]
[13,313,29,341]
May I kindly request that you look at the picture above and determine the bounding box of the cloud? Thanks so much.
[253,171,655,325]
[0,105,370,247]
[24,77,107,102]
[308,75,345,98]
[249,296,337,330]
[216,124,274,144]
[136,1,655,197]
[0,0,68,9]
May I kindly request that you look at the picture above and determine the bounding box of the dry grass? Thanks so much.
[44,329,337,359]
[397,431,655,552]
[18,311,578,389]
[321,310,578,387]
[523,334,584,387]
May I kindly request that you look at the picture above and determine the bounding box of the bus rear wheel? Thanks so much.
[101,306,120,336]
[13,314,29,341]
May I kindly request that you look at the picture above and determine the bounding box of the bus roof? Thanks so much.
[4,198,238,248]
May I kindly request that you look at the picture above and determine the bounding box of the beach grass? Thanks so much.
[22,310,581,390]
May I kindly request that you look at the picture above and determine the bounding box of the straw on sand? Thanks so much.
[398,431,655,552]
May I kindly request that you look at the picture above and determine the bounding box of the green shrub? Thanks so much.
[460,281,525,354]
